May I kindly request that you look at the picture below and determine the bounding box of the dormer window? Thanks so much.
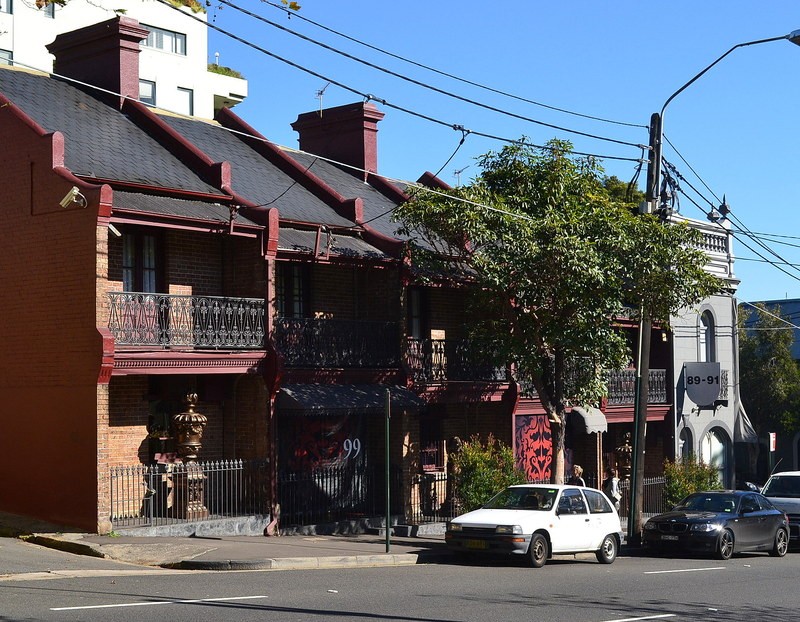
[141,24,186,56]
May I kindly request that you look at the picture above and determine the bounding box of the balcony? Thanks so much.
[604,369,669,404]
[108,292,266,349]
[273,318,399,368]
[404,338,508,383]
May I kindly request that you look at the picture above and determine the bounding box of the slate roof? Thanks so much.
[112,190,260,227]
[159,114,356,228]
[0,66,219,194]
[282,149,408,240]
[279,228,388,259]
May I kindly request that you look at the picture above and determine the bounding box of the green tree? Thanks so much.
[396,139,721,483]
[450,434,526,512]
[663,457,722,508]
[739,304,800,436]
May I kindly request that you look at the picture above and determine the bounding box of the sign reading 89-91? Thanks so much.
[684,362,721,406]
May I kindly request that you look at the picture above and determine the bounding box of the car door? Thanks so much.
[550,488,592,553]
[735,493,763,549]
[582,488,619,546]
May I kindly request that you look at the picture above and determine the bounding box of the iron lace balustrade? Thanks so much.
[108,292,266,349]
[605,368,668,404]
[273,318,399,368]
[405,338,507,382]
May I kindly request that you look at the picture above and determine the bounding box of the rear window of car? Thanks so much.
[763,476,800,498]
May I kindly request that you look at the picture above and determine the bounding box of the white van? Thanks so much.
[762,471,800,543]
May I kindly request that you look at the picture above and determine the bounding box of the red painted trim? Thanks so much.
[417,171,451,190]
[112,350,269,375]
[604,404,671,424]
[96,328,115,384]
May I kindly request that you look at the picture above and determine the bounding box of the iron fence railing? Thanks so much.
[604,369,668,404]
[108,292,266,349]
[273,318,399,368]
[109,459,268,528]
[619,476,667,521]
[404,338,508,383]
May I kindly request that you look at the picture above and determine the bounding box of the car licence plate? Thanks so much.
[466,539,488,550]
[661,535,679,541]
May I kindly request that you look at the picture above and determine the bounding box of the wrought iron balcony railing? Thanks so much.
[108,292,266,349]
[404,338,508,383]
[272,318,399,368]
[604,368,669,404]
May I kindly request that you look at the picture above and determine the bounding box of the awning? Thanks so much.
[276,384,426,415]
[570,406,607,434]
[734,404,758,443]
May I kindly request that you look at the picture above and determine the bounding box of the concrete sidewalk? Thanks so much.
[0,511,452,571]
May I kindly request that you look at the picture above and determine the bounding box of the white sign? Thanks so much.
[770,432,777,452]
[684,362,721,406]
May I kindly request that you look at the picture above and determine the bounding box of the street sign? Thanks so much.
[770,432,777,452]
[684,362,721,406]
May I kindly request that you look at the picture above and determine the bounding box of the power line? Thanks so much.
[260,0,647,130]
[215,0,648,151]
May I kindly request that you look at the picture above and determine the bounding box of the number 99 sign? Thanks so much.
[341,438,361,460]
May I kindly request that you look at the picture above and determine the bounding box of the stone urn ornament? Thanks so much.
[172,393,207,463]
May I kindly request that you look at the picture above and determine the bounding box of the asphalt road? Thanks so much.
[2,543,800,621]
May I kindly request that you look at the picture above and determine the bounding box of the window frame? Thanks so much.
[141,24,187,56]
[122,229,164,294]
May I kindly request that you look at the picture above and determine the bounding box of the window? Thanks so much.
[701,428,727,486]
[0,50,11,66]
[139,80,156,106]
[276,264,309,318]
[407,287,428,340]
[142,24,187,55]
[176,87,194,116]
[122,231,161,293]
[699,311,716,362]
[43,1,54,17]
[558,489,587,514]
[679,427,693,461]
[584,489,613,514]
[0,0,12,14]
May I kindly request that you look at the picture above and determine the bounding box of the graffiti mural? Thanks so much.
[515,414,552,481]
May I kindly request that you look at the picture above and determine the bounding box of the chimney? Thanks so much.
[291,102,385,181]
[46,16,149,108]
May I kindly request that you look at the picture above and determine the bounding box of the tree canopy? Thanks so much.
[395,139,721,482]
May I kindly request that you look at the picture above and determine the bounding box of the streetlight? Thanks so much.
[628,29,800,545]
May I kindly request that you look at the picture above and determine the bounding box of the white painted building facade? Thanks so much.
[0,0,246,119]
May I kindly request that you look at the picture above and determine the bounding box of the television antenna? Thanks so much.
[316,82,331,116]
[453,165,470,186]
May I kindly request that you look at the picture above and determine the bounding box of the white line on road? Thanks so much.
[603,615,676,622]
[51,595,268,611]
[644,566,726,575]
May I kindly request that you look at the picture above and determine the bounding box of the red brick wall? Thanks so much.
[0,122,104,531]
[310,263,400,321]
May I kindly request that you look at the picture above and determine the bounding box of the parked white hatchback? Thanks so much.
[446,484,622,567]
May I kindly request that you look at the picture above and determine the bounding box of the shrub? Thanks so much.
[663,457,722,508]
[450,434,526,512]
[208,64,245,79]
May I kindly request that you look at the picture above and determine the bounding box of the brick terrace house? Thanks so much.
[0,17,748,535]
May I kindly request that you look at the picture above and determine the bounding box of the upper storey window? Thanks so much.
[0,0,12,14]
[142,24,187,55]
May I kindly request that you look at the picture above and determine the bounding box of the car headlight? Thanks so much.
[690,523,721,533]
[495,525,523,535]
[643,521,657,531]
[448,522,462,532]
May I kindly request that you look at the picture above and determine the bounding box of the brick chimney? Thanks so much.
[291,102,385,181]
[46,16,149,108]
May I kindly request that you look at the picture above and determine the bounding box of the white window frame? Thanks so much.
[141,24,187,56]
[0,0,12,14]
[0,49,12,66]
[139,80,156,106]
[176,87,194,116]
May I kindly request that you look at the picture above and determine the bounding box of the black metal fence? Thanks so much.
[619,476,667,520]
[110,459,268,528]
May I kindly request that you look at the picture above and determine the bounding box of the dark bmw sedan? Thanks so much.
[642,490,788,560]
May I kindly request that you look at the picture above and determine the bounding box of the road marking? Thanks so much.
[644,566,725,575]
[51,595,268,611]
[603,615,676,622]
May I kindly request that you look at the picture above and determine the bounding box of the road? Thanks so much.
[2,542,799,621]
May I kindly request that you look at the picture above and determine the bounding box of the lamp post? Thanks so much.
[628,30,800,545]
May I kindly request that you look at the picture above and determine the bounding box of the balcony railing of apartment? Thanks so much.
[404,338,508,383]
[272,318,399,368]
[108,292,266,349]
[604,369,669,404]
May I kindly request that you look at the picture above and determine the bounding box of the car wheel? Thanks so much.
[529,533,548,568]
[715,528,734,560]
[596,534,618,564]
[770,528,789,558]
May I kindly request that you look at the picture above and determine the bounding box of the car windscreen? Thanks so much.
[483,487,556,511]
[673,493,738,513]
[763,476,800,498]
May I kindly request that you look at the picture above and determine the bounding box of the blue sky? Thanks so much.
[206,1,800,303]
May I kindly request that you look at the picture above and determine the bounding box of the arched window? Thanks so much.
[701,429,728,486]
[700,311,716,362]
[679,427,693,462]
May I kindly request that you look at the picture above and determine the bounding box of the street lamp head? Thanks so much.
[788,30,800,46]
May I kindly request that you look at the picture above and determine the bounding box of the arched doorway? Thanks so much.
[701,428,729,487]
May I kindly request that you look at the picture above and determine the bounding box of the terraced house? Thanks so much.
[0,16,752,535]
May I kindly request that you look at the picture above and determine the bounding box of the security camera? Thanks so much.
[59,186,86,208]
